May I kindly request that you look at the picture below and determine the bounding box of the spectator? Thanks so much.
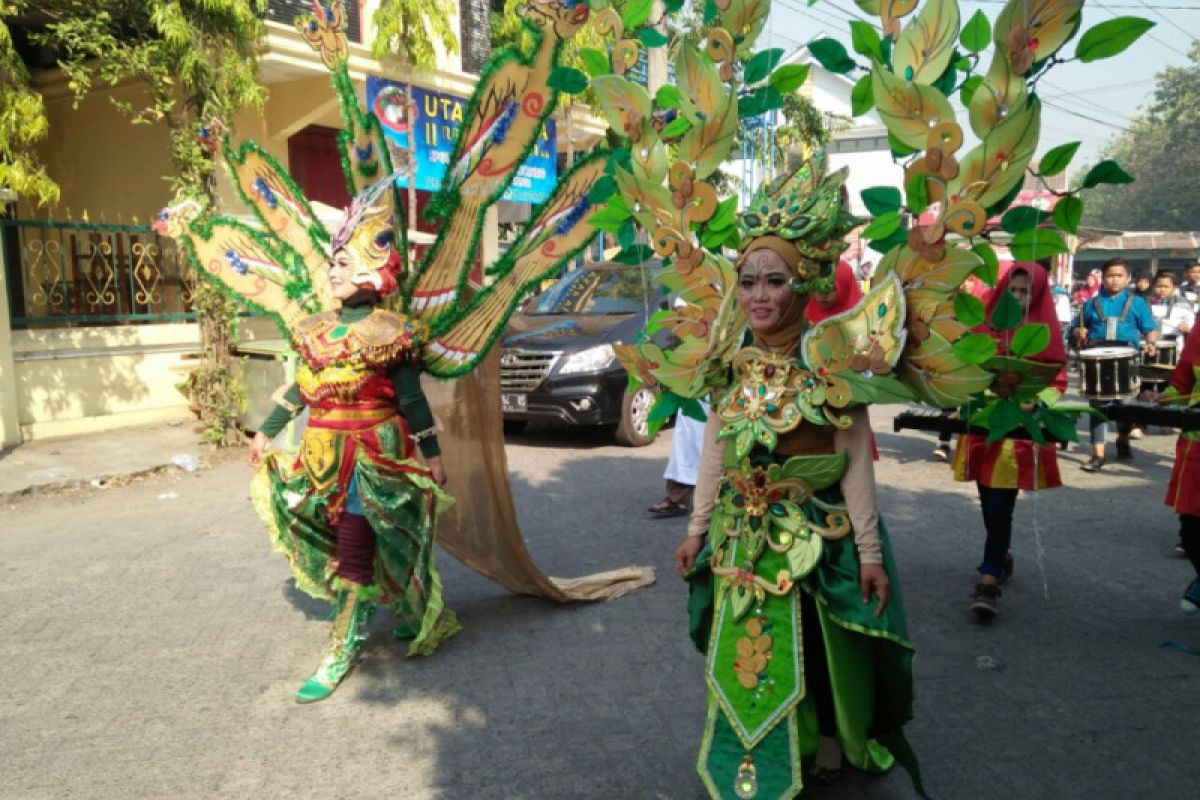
[1148,271,1195,341]
[1134,271,1153,298]
[1181,262,1200,310]
[1073,269,1101,305]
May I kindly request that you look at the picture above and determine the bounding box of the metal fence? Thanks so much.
[1,219,196,328]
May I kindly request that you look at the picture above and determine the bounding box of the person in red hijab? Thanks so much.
[951,262,1067,620]
[805,259,863,324]
[1160,326,1200,612]
[1072,268,1102,305]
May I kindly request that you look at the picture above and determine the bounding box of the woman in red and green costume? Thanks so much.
[248,196,459,703]
[1161,326,1200,612]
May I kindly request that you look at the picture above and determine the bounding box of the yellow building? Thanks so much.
[0,1,602,447]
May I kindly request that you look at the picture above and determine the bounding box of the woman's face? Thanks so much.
[738,249,795,334]
[1007,271,1031,313]
[328,250,358,301]
[1086,273,1099,287]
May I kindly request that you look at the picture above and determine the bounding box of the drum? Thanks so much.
[1079,346,1139,400]
[1140,339,1179,391]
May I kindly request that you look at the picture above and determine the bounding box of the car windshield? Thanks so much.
[528,266,656,315]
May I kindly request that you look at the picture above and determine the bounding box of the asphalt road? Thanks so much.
[1,406,1196,799]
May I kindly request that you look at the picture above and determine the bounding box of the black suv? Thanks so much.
[500,261,665,445]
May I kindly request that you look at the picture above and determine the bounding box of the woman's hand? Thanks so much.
[248,431,270,467]
[675,535,704,576]
[426,454,448,487]
[860,563,890,617]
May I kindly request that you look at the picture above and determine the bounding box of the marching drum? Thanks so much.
[1079,346,1139,400]
[1140,339,1179,392]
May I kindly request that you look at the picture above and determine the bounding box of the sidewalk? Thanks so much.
[0,420,206,502]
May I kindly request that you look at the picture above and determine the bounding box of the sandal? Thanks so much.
[807,764,843,787]
[647,498,688,517]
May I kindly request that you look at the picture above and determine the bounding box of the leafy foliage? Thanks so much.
[0,5,58,205]
[373,0,459,67]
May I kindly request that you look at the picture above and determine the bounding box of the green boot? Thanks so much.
[295,584,375,704]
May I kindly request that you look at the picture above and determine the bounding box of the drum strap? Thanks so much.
[1092,292,1135,324]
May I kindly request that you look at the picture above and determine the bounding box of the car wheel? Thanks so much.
[503,420,528,436]
[614,385,657,447]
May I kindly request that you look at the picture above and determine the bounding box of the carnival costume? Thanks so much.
[601,0,1114,793]
[156,0,656,702]
[1162,328,1200,610]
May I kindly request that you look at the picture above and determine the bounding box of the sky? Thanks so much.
[763,0,1199,163]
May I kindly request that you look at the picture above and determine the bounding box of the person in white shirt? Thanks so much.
[1149,271,1195,340]
[1180,262,1200,310]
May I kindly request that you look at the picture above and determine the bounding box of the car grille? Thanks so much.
[500,348,560,392]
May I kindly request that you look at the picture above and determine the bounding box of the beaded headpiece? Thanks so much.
[738,152,861,293]
[329,172,400,294]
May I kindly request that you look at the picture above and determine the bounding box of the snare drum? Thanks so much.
[1079,346,1139,400]
[1140,339,1179,391]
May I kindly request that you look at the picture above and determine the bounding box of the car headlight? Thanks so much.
[557,344,616,375]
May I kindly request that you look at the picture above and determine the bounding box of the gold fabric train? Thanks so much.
[423,352,656,601]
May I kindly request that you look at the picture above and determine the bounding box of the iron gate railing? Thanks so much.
[1,218,196,328]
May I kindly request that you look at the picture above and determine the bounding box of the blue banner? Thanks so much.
[366,76,557,205]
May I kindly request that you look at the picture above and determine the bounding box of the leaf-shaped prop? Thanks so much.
[893,0,960,85]
[994,0,1085,65]
[880,243,982,294]
[900,330,996,407]
[1075,16,1154,63]
[630,133,669,185]
[718,0,771,56]
[676,44,726,124]
[614,167,675,230]
[951,96,1041,209]
[968,53,1028,140]
[590,75,652,140]
[873,63,956,151]
[804,274,907,377]
[680,93,738,180]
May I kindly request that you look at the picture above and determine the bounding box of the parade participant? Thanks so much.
[1073,258,1159,469]
[1073,268,1102,306]
[1160,326,1200,612]
[1150,271,1196,341]
[663,158,920,795]
[247,194,460,702]
[952,264,1067,619]
[1134,271,1153,298]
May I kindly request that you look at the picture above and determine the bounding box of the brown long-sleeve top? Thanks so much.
[685,404,883,565]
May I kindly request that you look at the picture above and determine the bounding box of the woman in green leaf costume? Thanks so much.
[672,163,920,799]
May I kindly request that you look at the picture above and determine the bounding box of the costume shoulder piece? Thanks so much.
[293,309,423,370]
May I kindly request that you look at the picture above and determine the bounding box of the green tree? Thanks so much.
[373,0,459,67]
[0,3,57,206]
[1084,41,1200,231]
[29,0,269,446]
[491,0,606,71]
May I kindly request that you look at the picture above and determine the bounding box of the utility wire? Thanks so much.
[1041,98,1129,132]
[1039,78,1134,120]
[1092,0,1190,59]
[1136,0,1198,40]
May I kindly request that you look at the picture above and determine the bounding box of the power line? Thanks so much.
[1041,98,1129,132]
[1038,78,1134,120]
[1136,0,1198,40]
[1039,79,1154,99]
[963,0,1200,7]
[1092,0,1190,59]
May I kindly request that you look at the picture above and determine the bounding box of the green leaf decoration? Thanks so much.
[615,243,655,264]
[868,225,909,255]
[769,64,811,94]
[809,38,857,74]
[579,48,610,78]
[1039,141,1080,177]
[851,74,874,116]
[1052,195,1083,235]
[893,0,959,85]
[972,242,999,285]
[1081,159,1134,189]
[985,399,1022,444]
[905,172,929,214]
[959,75,984,106]
[744,48,785,84]
[873,64,956,150]
[548,66,590,95]
[622,0,655,31]
[999,206,1052,234]
[1075,16,1155,63]
[1009,227,1069,261]
[952,332,999,365]
[708,197,738,231]
[1037,408,1078,442]
[638,27,670,48]
[664,0,686,12]
[786,535,823,581]
[647,390,681,423]
[1010,322,1050,358]
[850,20,883,61]
[661,115,692,138]
[959,9,990,52]
[990,289,1023,331]
[618,218,637,249]
[888,129,921,157]
[954,291,986,327]
[589,204,632,233]
[862,210,903,240]
[587,175,618,205]
[861,185,902,216]
[680,397,707,422]
[655,84,681,109]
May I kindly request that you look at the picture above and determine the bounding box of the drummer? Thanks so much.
[1149,271,1195,341]
[1073,258,1159,470]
